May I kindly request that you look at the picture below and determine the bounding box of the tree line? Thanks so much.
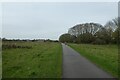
[1,38,58,42]
[59,18,120,44]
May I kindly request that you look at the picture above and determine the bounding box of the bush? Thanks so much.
[2,44,32,50]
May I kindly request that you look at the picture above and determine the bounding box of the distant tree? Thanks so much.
[92,38,106,45]
[59,33,75,43]
[68,23,103,36]
[112,27,120,43]
[112,17,119,27]
[2,38,7,41]
[60,17,120,44]
[76,33,95,43]
[104,23,113,43]
[104,21,116,31]
[94,28,112,44]
[46,39,52,42]
[104,18,119,43]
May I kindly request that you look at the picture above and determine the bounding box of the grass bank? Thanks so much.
[69,43,118,78]
[2,41,62,78]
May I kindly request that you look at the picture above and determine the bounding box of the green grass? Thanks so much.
[2,41,62,78]
[69,43,118,78]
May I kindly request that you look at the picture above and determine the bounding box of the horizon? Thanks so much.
[1,37,58,41]
[2,2,118,40]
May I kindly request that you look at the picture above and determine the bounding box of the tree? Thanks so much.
[112,27,120,43]
[59,33,75,43]
[61,18,119,44]
[2,38,7,41]
[112,17,119,27]
[68,23,103,36]
[94,28,111,44]
[76,33,95,43]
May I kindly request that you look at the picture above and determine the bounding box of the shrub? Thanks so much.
[2,44,32,50]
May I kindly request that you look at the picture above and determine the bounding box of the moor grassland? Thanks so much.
[2,41,62,78]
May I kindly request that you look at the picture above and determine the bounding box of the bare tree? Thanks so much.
[68,23,103,36]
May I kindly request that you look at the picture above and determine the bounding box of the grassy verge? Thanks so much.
[69,43,118,78]
[2,41,62,78]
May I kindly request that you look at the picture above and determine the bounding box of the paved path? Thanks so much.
[62,43,113,78]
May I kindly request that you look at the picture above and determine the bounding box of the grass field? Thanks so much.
[2,41,62,78]
[69,43,118,78]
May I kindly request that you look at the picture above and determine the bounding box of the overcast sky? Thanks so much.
[2,2,118,40]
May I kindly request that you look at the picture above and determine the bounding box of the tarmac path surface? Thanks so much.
[62,43,113,78]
